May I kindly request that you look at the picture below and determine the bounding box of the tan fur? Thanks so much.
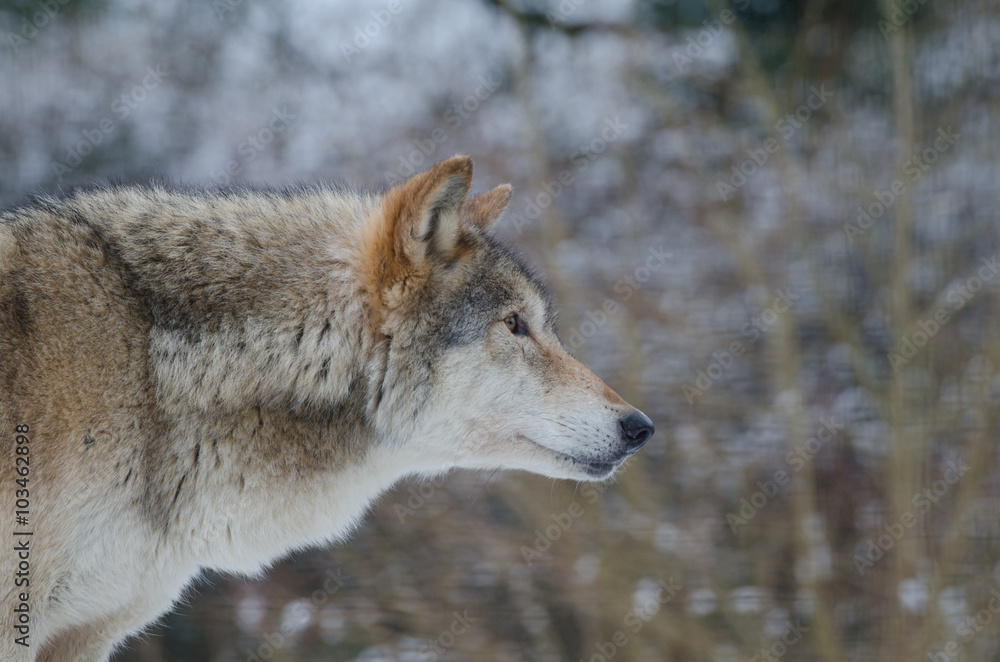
[366,155,474,304]
[464,183,513,231]
[0,156,651,661]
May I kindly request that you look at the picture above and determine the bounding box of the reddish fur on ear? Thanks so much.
[363,155,474,308]
[465,184,512,232]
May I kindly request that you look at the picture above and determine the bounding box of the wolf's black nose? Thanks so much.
[620,410,654,453]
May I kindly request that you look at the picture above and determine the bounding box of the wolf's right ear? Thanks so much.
[464,184,512,232]
[366,155,473,305]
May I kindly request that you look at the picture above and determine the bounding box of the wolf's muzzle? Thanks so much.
[619,410,654,454]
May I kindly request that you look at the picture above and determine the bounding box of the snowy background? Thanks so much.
[3,0,1000,660]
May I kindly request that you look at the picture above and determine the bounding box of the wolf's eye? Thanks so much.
[504,314,528,336]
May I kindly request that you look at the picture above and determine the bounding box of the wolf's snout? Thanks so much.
[619,410,654,453]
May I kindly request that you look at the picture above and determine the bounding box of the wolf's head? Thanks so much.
[361,155,653,482]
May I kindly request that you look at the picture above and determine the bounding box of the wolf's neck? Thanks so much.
[176,434,447,575]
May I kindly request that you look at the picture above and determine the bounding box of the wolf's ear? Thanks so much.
[385,155,473,263]
[370,155,473,300]
[464,184,512,232]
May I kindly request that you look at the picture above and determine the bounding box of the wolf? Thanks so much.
[0,155,653,661]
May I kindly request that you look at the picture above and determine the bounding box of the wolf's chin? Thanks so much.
[514,434,627,481]
[576,460,621,479]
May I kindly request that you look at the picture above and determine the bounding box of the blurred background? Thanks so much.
[3,0,1000,659]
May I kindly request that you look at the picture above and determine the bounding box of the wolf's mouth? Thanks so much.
[575,459,620,478]
[517,434,626,479]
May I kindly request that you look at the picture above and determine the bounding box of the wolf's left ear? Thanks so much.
[464,184,512,232]
[369,156,473,303]
[381,154,473,265]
